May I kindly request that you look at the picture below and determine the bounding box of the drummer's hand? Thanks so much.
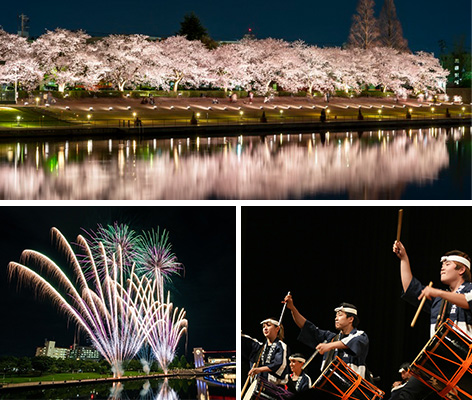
[283,294,294,310]
[316,342,333,355]
[393,241,407,260]
[419,285,439,301]
[248,367,262,376]
[392,381,402,388]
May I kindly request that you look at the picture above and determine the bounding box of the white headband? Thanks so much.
[334,306,358,316]
[289,356,306,363]
[260,318,280,326]
[441,256,471,269]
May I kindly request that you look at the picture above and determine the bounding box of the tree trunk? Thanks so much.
[308,82,314,96]
[118,81,126,92]
[173,77,182,93]
[58,83,66,93]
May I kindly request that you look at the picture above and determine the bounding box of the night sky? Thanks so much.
[242,206,472,395]
[0,206,236,361]
[1,0,470,54]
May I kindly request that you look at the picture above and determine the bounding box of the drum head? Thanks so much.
[243,379,259,400]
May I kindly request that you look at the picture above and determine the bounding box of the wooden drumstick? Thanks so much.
[396,209,403,242]
[411,281,433,327]
[278,291,291,326]
[241,361,256,398]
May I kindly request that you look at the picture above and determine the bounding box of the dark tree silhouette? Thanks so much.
[177,12,217,49]
[378,0,409,51]
[348,0,380,49]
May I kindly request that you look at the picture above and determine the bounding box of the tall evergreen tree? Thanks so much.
[348,0,380,49]
[378,0,409,51]
[177,12,217,49]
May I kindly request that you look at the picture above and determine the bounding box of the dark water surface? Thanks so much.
[0,377,235,400]
[0,126,469,199]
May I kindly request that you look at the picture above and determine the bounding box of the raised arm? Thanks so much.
[283,293,306,329]
[393,240,413,292]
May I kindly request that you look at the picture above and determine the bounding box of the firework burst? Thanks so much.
[8,228,147,378]
[135,228,184,282]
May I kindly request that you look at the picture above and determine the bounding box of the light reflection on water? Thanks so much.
[0,377,235,400]
[0,126,469,199]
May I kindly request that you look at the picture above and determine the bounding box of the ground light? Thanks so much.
[87,114,91,123]
[16,116,21,126]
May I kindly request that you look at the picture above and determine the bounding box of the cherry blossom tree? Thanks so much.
[237,38,301,94]
[209,44,251,93]
[159,36,210,92]
[348,0,380,49]
[95,34,151,91]
[0,29,41,99]
[32,29,90,92]
[405,52,449,94]
[140,41,169,91]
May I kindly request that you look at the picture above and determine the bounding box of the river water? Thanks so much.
[0,377,235,400]
[0,126,469,199]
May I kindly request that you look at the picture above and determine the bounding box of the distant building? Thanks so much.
[208,357,232,364]
[69,345,101,361]
[35,340,70,359]
[193,347,205,368]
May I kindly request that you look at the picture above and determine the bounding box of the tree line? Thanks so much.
[0,27,447,98]
[0,355,191,377]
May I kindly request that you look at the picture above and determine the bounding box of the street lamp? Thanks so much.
[378,109,382,119]
[87,114,91,124]
[16,115,21,126]
[431,107,435,118]
[35,97,40,106]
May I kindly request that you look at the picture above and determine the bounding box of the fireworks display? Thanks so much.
[8,224,188,378]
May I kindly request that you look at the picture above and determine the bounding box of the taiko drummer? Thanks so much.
[393,241,472,336]
[392,241,472,400]
[283,294,369,379]
[285,353,312,394]
[241,318,290,386]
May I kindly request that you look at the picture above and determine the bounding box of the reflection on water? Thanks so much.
[0,126,469,199]
[0,376,235,400]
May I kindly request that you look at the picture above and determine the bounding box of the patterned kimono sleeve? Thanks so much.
[241,334,263,364]
[464,283,472,310]
[401,276,432,313]
[340,330,369,359]
[298,320,336,349]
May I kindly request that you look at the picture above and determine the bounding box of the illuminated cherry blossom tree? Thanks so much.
[159,36,210,92]
[32,29,90,92]
[96,34,151,91]
[0,30,41,98]
[209,43,251,93]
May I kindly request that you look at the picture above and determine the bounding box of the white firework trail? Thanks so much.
[8,228,147,378]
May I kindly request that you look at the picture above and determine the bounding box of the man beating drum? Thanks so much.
[282,294,370,379]
[392,241,472,400]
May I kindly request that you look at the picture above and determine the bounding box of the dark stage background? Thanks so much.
[241,206,471,396]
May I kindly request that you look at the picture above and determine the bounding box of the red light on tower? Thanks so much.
[248,28,252,32]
